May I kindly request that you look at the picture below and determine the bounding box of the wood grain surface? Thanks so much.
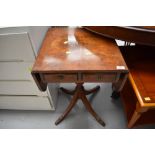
[120,45,155,105]
[32,27,128,73]
[83,26,155,46]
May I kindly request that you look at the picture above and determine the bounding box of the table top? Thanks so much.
[120,45,155,105]
[32,27,128,74]
[84,26,155,46]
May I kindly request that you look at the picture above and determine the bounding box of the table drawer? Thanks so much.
[83,73,116,82]
[42,73,77,82]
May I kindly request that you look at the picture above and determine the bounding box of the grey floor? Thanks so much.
[0,83,155,129]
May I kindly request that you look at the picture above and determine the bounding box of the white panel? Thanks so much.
[0,62,33,80]
[0,96,53,110]
[0,27,30,34]
[47,83,59,109]
[0,27,57,111]
[27,26,50,55]
[0,81,47,96]
[0,33,35,61]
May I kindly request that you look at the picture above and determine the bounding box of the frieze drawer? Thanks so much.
[42,73,78,83]
[82,73,117,82]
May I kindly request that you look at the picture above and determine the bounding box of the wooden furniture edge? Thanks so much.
[31,72,47,91]
[128,74,155,107]
[83,26,155,46]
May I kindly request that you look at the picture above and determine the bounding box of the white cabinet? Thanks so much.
[0,27,59,110]
[0,62,33,80]
[0,96,52,110]
[0,81,47,96]
[0,33,35,61]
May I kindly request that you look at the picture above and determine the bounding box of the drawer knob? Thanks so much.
[97,75,103,80]
[57,75,64,80]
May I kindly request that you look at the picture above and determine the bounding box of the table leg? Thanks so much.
[55,83,105,127]
[111,73,128,99]
[60,87,75,95]
[128,103,148,128]
[84,85,100,95]
[55,91,78,125]
[128,110,141,128]
[80,93,105,127]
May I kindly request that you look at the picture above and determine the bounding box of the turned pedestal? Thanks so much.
[55,83,105,127]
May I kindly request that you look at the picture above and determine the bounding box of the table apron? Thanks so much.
[40,72,118,83]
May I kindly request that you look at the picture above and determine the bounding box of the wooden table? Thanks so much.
[120,45,155,128]
[32,27,128,127]
[84,26,155,46]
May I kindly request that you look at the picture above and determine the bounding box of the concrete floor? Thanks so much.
[0,83,155,129]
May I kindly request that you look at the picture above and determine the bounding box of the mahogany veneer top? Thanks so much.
[84,26,155,46]
[120,45,155,103]
[32,27,128,73]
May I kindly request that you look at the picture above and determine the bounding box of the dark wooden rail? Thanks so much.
[83,26,155,46]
